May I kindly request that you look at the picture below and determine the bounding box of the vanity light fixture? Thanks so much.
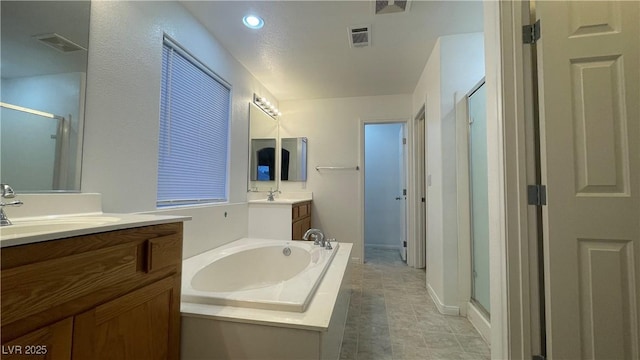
[253,94,281,118]
[243,15,264,30]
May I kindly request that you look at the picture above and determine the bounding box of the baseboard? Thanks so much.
[467,302,491,345]
[364,244,400,250]
[427,283,460,316]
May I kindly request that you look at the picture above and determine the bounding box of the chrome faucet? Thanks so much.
[325,238,334,250]
[267,189,276,201]
[1,184,23,226]
[303,228,325,247]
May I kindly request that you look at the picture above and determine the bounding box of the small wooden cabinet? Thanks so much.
[0,222,183,360]
[292,201,312,240]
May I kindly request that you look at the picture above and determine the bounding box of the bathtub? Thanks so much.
[181,239,353,360]
[181,238,339,312]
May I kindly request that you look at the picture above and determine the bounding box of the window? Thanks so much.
[157,37,231,207]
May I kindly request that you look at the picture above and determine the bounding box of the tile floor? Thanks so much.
[340,248,490,360]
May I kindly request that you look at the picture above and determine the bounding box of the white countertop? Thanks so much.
[248,198,312,205]
[0,213,191,248]
[246,191,312,205]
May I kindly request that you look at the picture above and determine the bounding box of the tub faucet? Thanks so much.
[325,238,334,250]
[303,228,325,247]
[1,184,23,226]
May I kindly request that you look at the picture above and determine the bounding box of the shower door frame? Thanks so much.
[466,79,491,317]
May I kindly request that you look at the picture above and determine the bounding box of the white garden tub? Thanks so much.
[181,238,339,312]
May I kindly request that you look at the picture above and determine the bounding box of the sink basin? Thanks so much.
[1,216,121,238]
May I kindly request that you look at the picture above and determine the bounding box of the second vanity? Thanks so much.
[0,207,189,360]
[248,193,312,240]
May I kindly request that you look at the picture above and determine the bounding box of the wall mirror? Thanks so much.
[248,103,278,191]
[1,1,90,192]
[281,137,307,181]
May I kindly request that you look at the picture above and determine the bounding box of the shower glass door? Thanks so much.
[468,82,490,315]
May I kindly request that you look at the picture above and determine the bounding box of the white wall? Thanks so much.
[414,39,445,306]
[82,1,276,258]
[412,33,485,311]
[279,95,412,262]
[364,123,403,249]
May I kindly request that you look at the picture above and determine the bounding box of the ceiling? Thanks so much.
[180,0,484,101]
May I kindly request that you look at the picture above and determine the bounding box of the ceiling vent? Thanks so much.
[375,0,410,15]
[348,25,371,48]
[32,33,87,53]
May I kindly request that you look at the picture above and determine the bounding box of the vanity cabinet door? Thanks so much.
[291,201,312,240]
[292,218,304,240]
[1,317,72,360]
[301,216,311,236]
[71,275,181,360]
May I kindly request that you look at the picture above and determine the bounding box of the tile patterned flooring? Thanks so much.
[340,248,490,360]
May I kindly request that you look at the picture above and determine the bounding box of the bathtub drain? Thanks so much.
[282,247,292,256]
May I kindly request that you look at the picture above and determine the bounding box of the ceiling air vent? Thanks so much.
[375,0,410,15]
[32,33,87,53]
[349,25,371,48]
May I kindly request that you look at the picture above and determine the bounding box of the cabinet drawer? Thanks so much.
[298,203,309,218]
[146,234,182,273]
[1,243,139,326]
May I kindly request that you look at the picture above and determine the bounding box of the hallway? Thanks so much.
[340,248,490,360]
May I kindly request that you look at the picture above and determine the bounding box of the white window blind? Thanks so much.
[157,38,231,206]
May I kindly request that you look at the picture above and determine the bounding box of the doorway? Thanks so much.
[363,122,408,262]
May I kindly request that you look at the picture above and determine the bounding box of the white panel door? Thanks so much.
[536,1,639,358]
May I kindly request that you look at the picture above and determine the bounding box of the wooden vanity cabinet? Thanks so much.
[0,222,184,360]
[292,201,312,240]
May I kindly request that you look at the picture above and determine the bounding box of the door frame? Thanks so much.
[413,106,427,269]
[466,79,491,315]
[359,118,412,264]
[484,0,539,359]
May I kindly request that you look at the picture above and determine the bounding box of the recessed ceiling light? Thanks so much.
[242,15,264,30]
